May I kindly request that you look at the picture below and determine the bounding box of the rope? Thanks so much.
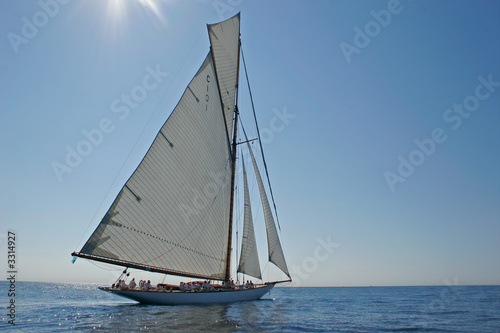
[240,46,281,230]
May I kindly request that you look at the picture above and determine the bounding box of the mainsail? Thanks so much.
[76,51,232,280]
[237,156,261,279]
[73,13,290,284]
[247,143,290,278]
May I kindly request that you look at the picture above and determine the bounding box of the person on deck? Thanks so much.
[120,279,127,290]
[143,280,151,291]
[129,278,136,289]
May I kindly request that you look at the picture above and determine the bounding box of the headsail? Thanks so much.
[75,52,232,280]
[237,155,262,279]
[246,143,290,278]
[208,13,241,140]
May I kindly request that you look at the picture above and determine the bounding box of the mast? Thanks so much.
[225,107,238,281]
[224,37,242,282]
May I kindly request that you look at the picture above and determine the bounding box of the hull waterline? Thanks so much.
[99,284,275,305]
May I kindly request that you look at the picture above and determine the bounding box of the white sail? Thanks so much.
[246,143,290,278]
[79,52,232,280]
[73,14,292,292]
[208,13,240,140]
[237,156,262,279]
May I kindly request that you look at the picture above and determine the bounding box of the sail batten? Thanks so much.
[246,143,290,278]
[237,156,262,279]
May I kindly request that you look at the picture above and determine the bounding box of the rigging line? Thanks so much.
[238,118,260,203]
[240,46,282,230]
[239,120,264,229]
[74,30,205,252]
[238,120,267,226]
[87,259,123,272]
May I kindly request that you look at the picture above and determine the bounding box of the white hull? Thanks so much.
[99,284,275,305]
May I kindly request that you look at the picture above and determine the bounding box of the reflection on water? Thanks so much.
[2,282,499,332]
[92,296,286,332]
[89,303,238,332]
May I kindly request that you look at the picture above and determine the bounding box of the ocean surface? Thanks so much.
[1,282,499,332]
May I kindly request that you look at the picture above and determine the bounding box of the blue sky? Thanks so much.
[1,0,499,286]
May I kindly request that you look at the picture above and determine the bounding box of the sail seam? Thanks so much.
[115,224,221,261]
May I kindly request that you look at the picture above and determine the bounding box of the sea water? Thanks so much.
[1,282,499,332]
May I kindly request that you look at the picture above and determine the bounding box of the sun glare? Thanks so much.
[101,0,167,44]
[107,0,126,20]
[104,0,127,42]
[107,0,166,25]
[139,0,167,25]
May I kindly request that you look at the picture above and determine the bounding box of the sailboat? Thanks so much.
[71,13,291,305]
